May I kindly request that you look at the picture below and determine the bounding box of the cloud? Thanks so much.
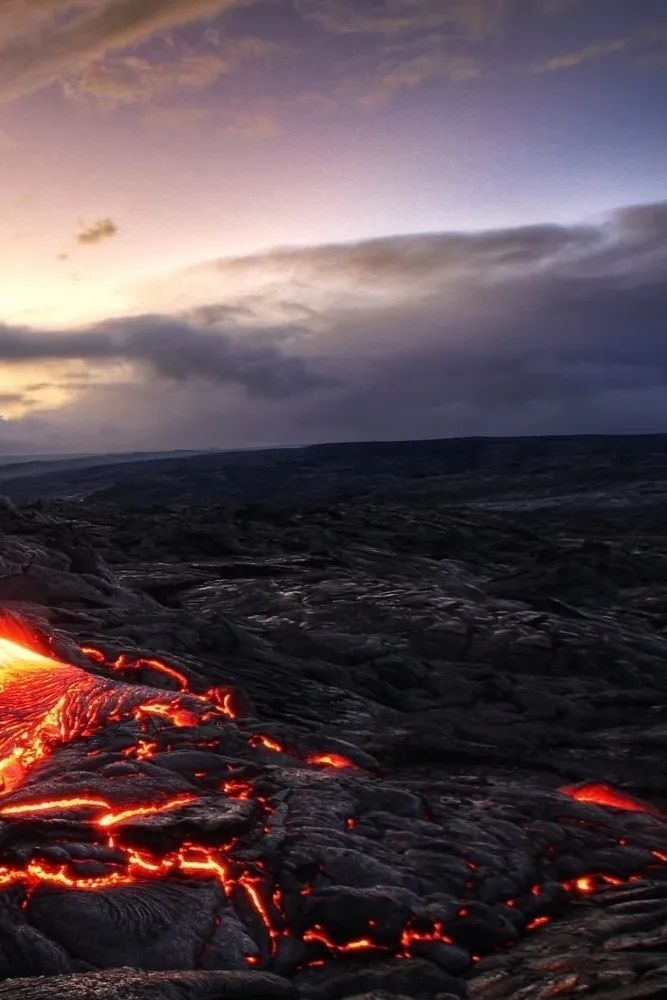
[63,35,277,109]
[144,106,209,130]
[296,0,508,39]
[358,51,479,105]
[64,52,227,108]
[533,23,667,74]
[0,314,329,400]
[225,110,281,139]
[199,217,599,289]
[0,0,252,104]
[297,0,502,105]
[0,129,17,152]
[77,218,118,245]
[3,201,667,452]
[533,36,630,73]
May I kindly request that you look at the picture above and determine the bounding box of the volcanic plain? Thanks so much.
[0,435,665,1000]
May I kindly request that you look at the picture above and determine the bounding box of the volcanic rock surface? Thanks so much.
[0,436,665,999]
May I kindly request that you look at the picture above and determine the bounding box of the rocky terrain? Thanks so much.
[3,434,667,509]
[0,435,665,999]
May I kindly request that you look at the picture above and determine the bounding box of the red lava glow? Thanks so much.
[81,645,238,722]
[240,874,279,945]
[0,842,232,894]
[124,739,158,760]
[0,635,111,793]
[1,627,666,972]
[222,781,254,801]
[97,794,198,828]
[1,796,109,818]
[249,734,286,753]
[560,782,663,816]
[526,915,551,931]
[304,926,376,953]
[400,923,453,949]
[306,753,354,769]
[560,873,639,896]
[81,647,190,693]
[1,793,199,829]
[133,702,201,728]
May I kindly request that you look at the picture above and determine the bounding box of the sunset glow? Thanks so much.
[0,1,666,452]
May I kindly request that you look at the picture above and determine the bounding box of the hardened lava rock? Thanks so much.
[0,469,665,999]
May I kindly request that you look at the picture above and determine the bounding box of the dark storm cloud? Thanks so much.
[3,200,666,451]
[197,200,667,439]
[0,315,328,399]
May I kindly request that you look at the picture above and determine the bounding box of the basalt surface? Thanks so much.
[0,444,665,1000]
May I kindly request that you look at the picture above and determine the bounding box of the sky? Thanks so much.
[0,0,666,453]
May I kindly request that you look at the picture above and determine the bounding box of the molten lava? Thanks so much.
[0,636,103,793]
[560,782,663,817]
[81,646,190,692]
[1,628,666,975]
[306,753,354,769]
[526,916,551,931]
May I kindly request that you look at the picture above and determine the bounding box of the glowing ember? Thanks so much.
[526,915,551,931]
[304,926,377,954]
[249,734,285,753]
[1,796,109,818]
[559,875,598,895]
[400,923,453,948]
[97,794,198,828]
[81,647,190,693]
[306,753,354,769]
[560,782,662,816]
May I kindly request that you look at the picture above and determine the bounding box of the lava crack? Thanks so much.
[0,628,666,977]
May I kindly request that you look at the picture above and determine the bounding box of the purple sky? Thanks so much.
[0,0,666,452]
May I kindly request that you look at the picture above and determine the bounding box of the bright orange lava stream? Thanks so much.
[0,629,665,971]
[0,635,103,793]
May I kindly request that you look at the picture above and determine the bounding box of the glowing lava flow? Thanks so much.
[0,842,233,893]
[2,629,666,974]
[0,630,295,962]
[0,634,220,793]
[0,635,102,793]
[82,646,359,772]
[306,753,354,769]
[81,646,190,693]
[560,782,663,817]
[81,645,237,717]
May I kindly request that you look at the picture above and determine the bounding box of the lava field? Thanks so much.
[0,439,665,1000]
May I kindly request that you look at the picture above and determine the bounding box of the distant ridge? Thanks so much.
[3,433,667,510]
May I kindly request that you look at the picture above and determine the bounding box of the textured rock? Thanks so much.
[0,436,665,997]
